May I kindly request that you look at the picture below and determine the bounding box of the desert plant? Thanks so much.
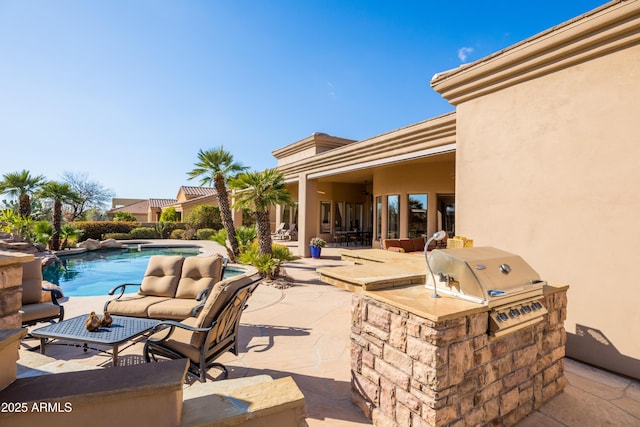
[235,225,257,253]
[187,147,247,258]
[0,208,33,242]
[39,181,80,250]
[271,243,294,262]
[209,228,234,261]
[32,220,53,245]
[60,223,84,249]
[229,168,292,256]
[0,169,46,217]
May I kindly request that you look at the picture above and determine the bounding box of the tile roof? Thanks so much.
[149,198,178,208]
[108,200,149,214]
[180,186,217,197]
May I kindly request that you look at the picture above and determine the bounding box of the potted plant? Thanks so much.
[309,237,326,259]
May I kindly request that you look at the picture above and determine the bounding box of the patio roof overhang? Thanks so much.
[279,111,456,183]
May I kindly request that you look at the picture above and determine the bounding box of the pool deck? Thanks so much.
[18,244,640,426]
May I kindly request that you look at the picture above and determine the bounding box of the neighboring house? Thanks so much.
[272,1,640,380]
[108,186,218,223]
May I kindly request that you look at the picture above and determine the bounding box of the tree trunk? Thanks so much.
[214,175,240,259]
[18,195,31,217]
[256,210,272,255]
[51,200,62,251]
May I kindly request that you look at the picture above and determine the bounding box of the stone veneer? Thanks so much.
[350,286,568,426]
[0,251,34,329]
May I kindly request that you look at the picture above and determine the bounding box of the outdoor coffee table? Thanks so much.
[31,315,160,367]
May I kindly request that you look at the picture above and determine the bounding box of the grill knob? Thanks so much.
[499,263,512,274]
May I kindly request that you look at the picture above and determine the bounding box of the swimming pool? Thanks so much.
[43,247,239,297]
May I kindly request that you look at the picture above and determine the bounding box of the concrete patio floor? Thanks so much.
[18,246,640,426]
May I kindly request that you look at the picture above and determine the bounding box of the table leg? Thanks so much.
[112,345,118,367]
[39,338,46,355]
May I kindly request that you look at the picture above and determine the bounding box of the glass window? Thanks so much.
[387,195,399,239]
[355,203,363,231]
[376,196,382,240]
[335,201,345,231]
[408,194,428,238]
[281,205,291,226]
[320,201,331,233]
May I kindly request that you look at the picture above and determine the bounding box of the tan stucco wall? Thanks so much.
[454,43,640,369]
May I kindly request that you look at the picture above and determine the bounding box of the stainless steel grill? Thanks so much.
[425,246,547,337]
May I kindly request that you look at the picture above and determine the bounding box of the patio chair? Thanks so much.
[20,259,64,327]
[282,224,297,241]
[143,271,262,382]
[271,223,287,240]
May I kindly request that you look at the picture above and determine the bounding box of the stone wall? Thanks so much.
[0,252,34,329]
[350,287,567,426]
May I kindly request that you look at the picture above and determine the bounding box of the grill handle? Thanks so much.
[424,231,448,298]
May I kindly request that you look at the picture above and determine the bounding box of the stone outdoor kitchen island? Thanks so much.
[349,283,568,426]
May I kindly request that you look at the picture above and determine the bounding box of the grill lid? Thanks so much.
[426,246,545,306]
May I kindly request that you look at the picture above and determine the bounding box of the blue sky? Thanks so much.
[0,0,606,200]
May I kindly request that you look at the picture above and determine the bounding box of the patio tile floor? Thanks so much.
[18,246,640,426]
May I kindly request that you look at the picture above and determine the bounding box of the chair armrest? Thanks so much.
[196,288,210,301]
[221,258,229,277]
[41,288,63,306]
[191,301,205,317]
[108,283,141,297]
[148,320,212,343]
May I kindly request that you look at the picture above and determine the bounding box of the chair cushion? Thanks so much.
[175,255,224,299]
[147,299,201,321]
[20,303,60,323]
[411,237,426,252]
[21,260,44,304]
[400,239,414,253]
[149,317,201,363]
[139,256,185,297]
[106,295,169,318]
[190,273,257,347]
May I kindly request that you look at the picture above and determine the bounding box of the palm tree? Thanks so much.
[39,182,80,250]
[0,170,46,217]
[229,168,292,255]
[187,147,247,260]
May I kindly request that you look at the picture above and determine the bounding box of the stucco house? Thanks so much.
[108,186,218,223]
[272,0,640,380]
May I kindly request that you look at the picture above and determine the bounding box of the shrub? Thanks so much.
[196,228,216,240]
[170,229,184,239]
[182,228,197,240]
[272,244,294,262]
[129,227,157,239]
[113,212,137,222]
[186,205,222,230]
[159,206,180,222]
[104,232,132,240]
[235,226,257,253]
[73,221,139,241]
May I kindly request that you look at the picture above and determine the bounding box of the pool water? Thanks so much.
[43,247,235,297]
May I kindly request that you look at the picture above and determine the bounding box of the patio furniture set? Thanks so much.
[21,254,261,381]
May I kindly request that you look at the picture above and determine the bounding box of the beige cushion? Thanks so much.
[106,295,170,318]
[190,273,257,347]
[147,299,202,321]
[175,255,224,299]
[20,303,60,323]
[139,256,185,297]
[149,317,201,363]
[22,260,44,304]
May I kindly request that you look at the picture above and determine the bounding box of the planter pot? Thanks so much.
[310,246,322,259]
